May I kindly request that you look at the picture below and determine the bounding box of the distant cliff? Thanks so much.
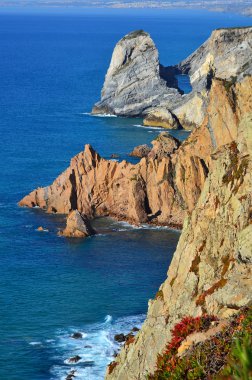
[93,27,252,130]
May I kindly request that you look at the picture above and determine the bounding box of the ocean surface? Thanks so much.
[0,8,251,380]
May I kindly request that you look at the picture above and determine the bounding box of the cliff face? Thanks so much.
[105,76,252,380]
[93,27,252,131]
[92,30,182,117]
[178,27,252,90]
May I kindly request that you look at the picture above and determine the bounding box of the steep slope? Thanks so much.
[105,78,252,380]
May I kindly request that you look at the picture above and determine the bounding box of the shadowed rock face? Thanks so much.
[92,30,182,117]
[19,77,252,230]
[104,76,252,380]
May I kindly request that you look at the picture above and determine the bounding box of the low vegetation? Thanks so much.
[148,306,252,380]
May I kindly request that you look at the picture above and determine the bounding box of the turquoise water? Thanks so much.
[0,9,251,380]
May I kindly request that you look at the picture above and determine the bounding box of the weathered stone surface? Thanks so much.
[104,77,252,380]
[129,144,151,158]
[148,132,180,159]
[92,30,182,117]
[59,210,96,238]
[178,27,252,89]
[143,108,180,129]
[171,27,252,129]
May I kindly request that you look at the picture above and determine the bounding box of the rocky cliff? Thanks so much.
[93,27,252,131]
[19,76,252,229]
[19,66,252,378]
[104,76,252,380]
[177,27,252,90]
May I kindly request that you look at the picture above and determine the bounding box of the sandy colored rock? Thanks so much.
[143,108,180,129]
[129,144,151,158]
[148,132,180,159]
[60,210,96,238]
[104,78,252,380]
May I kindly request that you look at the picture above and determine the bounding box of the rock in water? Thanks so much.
[71,332,83,339]
[68,355,81,364]
[60,210,96,238]
[114,334,126,343]
[143,108,180,130]
[129,144,151,158]
[92,30,181,117]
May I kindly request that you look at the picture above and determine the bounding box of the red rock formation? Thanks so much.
[19,77,252,229]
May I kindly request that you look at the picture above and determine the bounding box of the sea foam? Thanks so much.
[48,314,145,380]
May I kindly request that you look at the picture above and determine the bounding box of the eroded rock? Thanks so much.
[92,30,182,117]
[129,144,151,158]
[143,108,180,130]
[148,132,180,159]
[59,210,96,238]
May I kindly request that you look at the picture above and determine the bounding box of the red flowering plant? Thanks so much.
[149,314,218,379]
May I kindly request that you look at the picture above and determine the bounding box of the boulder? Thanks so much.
[65,370,76,380]
[149,132,180,159]
[129,144,151,158]
[60,211,96,238]
[68,355,81,364]
[131,327,140,333]
[71,332,83,339]
[143,108,180,130]
[114,333,126,343]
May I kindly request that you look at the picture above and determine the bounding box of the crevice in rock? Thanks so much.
[69,170,78,211]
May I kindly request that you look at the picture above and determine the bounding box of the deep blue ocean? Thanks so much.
[0,8,251,380]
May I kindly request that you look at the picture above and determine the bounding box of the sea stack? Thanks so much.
[59,210,96,238]
[92,30,182,117]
